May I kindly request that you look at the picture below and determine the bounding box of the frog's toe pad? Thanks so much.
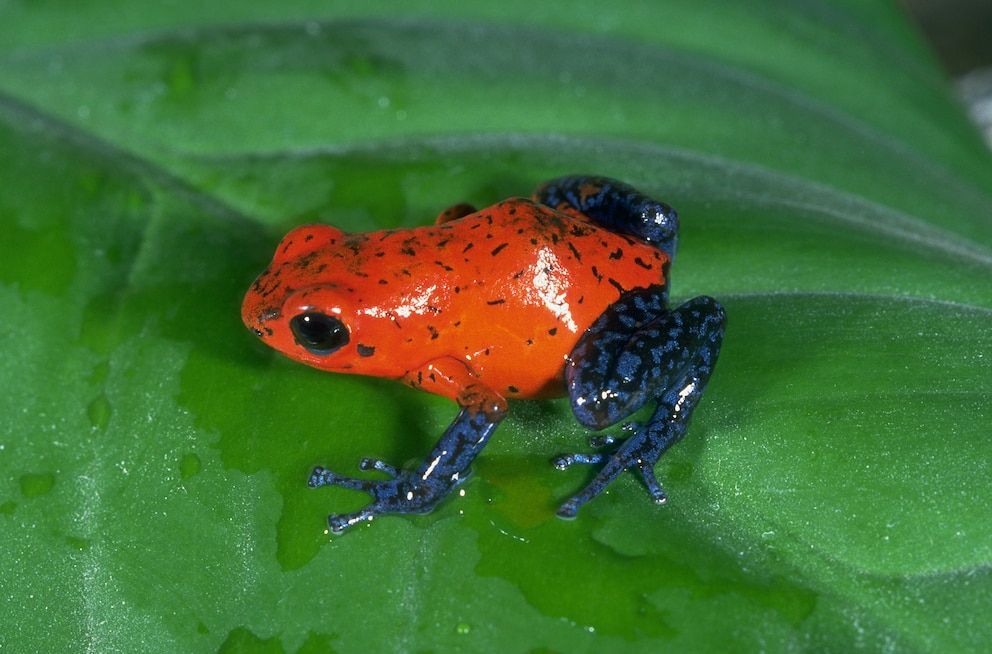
[555,499,582,520]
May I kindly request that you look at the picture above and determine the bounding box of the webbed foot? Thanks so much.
[553,422,669,519]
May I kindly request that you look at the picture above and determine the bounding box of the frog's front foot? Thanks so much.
[552,422,670,519]
[308,406,501,532]
[308,459,460,533]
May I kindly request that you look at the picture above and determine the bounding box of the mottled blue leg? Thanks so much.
[556,287,726,518]
[533,175,679,259]
[309,406,502,532]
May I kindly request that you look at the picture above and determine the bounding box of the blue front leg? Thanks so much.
[555,287,726,518]
[309,406,502,532]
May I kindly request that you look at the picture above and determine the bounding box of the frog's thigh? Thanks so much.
[566,290,725,430]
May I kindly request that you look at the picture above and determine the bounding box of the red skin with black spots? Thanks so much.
[242,197,668,407]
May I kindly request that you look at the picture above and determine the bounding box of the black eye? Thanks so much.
[290,312,349,355]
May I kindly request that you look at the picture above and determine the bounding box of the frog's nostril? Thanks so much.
[260,307,282,322]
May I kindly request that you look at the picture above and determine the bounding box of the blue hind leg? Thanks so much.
[533,175,679,260]
[556,288,726,518]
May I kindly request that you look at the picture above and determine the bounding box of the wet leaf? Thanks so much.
[1,2,991,651]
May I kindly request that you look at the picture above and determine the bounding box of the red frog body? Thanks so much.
[243,197,668,402]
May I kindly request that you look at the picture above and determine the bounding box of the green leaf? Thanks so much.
[2,1,991,651]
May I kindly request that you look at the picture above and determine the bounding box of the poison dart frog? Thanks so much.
[242,175,726,533]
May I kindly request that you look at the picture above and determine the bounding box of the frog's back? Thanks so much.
[341,198,669,398]
[244,198,669,400]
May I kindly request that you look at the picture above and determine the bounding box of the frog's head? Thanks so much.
[242,224,405,377]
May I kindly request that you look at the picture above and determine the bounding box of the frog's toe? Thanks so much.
[551,451,606,470]
[327,508,376,533]
[357,457,402,478]
[555,472,617,519]
[307,466,328,488]
[552,432,624,469]
[587,434,619,449]
[637,462,668,504]
[308,465,367,490]
[555,497,583,520]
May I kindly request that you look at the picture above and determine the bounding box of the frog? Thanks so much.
[242,175,726,533]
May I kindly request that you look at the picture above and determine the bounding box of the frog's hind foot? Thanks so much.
[552,423,669,519]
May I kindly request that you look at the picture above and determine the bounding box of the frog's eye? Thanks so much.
[290,312,349,355]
